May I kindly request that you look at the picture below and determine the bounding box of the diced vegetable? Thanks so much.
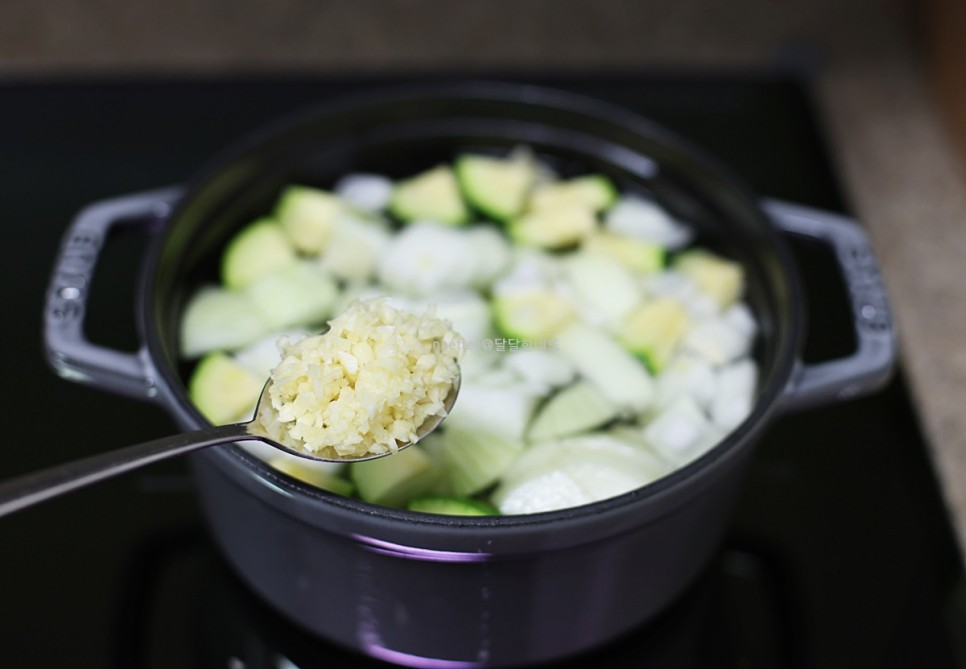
[528,380,620,441]
[179,146,762,517]
[605,196,693,249]
[349,446,440,507]
[437,424,525,496]
[682,317,752,366]
[619,298,691,373]
[377,224,477,295]
[408,496,499,516]
[653,353,716,412]
[269,456,355,496]
[582,233,666,273]
[180,286,271,358]
[674,250,745,309]
[494,434,666,515]
[246,262,339,331]
[446,383,540,441]
[389,165,469,225]
[711,359,757,431]
[466,227,512,289]
[642,397,716,466]
[562,251,642,326]
[493,290,578,341]
[317,214,392,282]
[529,175,618,213]
[502,349,577,396]
[333,173,393,212]
[188,353,263,425]
[456,154,538,221]
[508,206,597,249]
[275,185,346,254]
[556,323,654,414]
[232,330,307,380]
[221,219,296,290]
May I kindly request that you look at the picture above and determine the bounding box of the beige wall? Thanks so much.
[0,0,913,74]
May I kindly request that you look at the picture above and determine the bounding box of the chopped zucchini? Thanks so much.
[527,380,620,441]
[438,424,525,496]
[508,206,597,249]
[493,290,578,341]
[349,446,440,507]
[269,456,354,496]
[674,250,745,309]
[180,286,270,358]
[245,262,339,331]
[188,352,263,425]
[221,218,296,290]
[408,496,499,516]
[555,323,654,414]
[389,165,469,225]
[275,185,346,254]
[582,233,666,273]
[529,175,618,213]
[456,154,538,221]
[619,298,691,373]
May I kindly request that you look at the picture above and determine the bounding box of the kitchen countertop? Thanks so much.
[0,0,963,551]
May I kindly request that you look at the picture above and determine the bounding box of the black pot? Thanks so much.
[44,83,895,667]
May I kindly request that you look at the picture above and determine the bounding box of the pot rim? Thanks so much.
[140,80,805,539]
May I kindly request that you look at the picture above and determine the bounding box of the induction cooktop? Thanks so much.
[0,73,962,669]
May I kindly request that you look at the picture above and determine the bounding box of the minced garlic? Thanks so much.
[251,298,461,459]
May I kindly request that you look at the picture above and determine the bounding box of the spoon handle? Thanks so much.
[0,423,252,518]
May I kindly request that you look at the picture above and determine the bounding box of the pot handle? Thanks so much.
[763,199,896,412]
[44,187,182,401]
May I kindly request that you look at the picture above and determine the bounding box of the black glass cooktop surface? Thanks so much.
[0,73,963,669]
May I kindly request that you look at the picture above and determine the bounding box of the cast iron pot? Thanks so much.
[44,83,895,667]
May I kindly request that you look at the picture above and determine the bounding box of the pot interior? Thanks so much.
[145,85,800,517]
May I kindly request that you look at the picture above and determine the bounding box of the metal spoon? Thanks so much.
[0,374,460,518]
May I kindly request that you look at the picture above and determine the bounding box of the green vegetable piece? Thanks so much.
[508,207,597,249]
[268,457,355,497]
[493,290,578,342]
[275,185,346,254]
[408,496,499,516]
[180,286,270,358]
[555,323,655,414]
[619,298,691,373]
[349,446,440,507]
[221,218,297,290]
[456,154,537,222]
[188,352,262,426]
[527,381,620,442]
[389,165,469,225]
[245,262,338,331]
[582,233,666,273]
[674,250,745,308]
[529,175,618,213]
